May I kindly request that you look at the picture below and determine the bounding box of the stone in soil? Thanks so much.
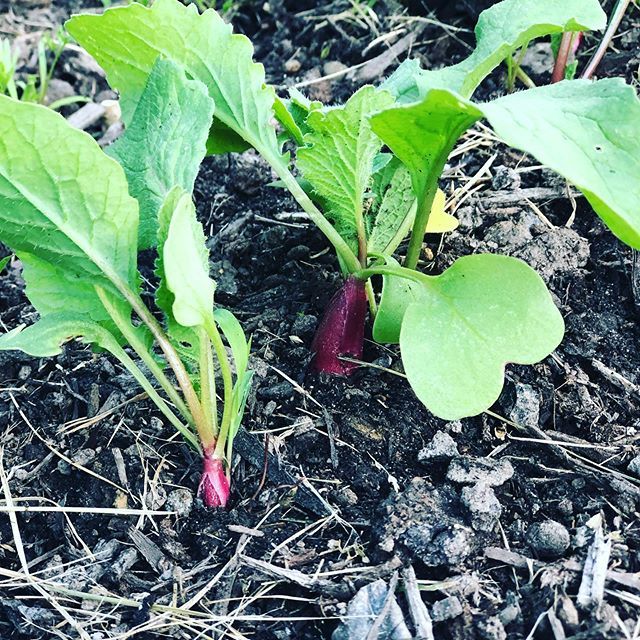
[418,430,459,463]
[461,482,502,532]
[526,520,571,558]
[447,456,514,487]
[508,382,541,429]
[431,595,464,622]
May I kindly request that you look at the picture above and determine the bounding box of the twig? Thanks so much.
[402,565,434,640]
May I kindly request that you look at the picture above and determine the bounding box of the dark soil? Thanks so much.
[1,1,640,639]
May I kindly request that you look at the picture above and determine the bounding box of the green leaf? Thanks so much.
[0,96,139,303]
[399,254,564,419]
[0,255,10,273]
[481,79,640,249]
[0,314,121,358]
[214,307,250,380]
[367,165,416,255]
[384,0,606,101]
[66,0,283,165]
[107,58,214,250]
[297,86,395,252]
[214,306,253,441]
[162,191,215,328]
[156,187,201,363]
[370,89,482,212]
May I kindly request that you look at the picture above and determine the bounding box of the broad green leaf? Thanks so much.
[482,79,640,249]
[66,0,283,165]
[107,58,214,250]
[383,0,606,101]
[0,96,139,300]
[0,314,122,357]
[370,90,482,220]
[20,253,127,338]
[297,86,395,252]
[368,165,415,255]
[162,192,215,328]
[156,187,201,363]
[214,307,250,380]
[399,254,564,419]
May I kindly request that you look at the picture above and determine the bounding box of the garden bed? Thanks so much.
[1,1,640,638]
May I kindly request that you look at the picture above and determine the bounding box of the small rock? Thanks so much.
[291,314,318,341]
[418,430,459,463]
[477,615,507,640]
[557,595,579,630]
[513,227,589,281]
[498,591,521,625]
[258,381,294,401]
[426,526,472,566]
[332,579,410,640]
[431,595,463,622]
[627,454,640,477]
[461,482,502,532]
[521,42,554,76]
[492,165,521,191]
[447,456,514,487]
[109,548,138,581]
[323,61,348,76]
[526,520,570,558]
[166,488,194,517]
[509,383,540,429]
[284,58,301,74]
[230,151,271,196]
[18,365,31,380]
[72,448,96,467]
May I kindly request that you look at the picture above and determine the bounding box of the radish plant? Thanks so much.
[0,59,252,507]
[66,0,640,421]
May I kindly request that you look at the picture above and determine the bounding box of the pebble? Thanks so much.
[478,615,507,640]
[418,430,459,463]
[627,454,640,476]
[526,520,570,558]
[291,314,318,341]
[284,58,301,74]
[447,456,514,487]
[166,488,194,517]
[509,383,540,429]
[431,595,463,622]
[492,165,521,191]
[461,482,502,532]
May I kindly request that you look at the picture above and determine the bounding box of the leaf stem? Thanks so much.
[355,263,429,285]
[105,338,200,451]
[198,327,218,447]
[204,317,235,462]
[96,287,192,423]
[272,164,362,274]
[552,31,577,83]
[126,291,208,436]
[404,180,439,271]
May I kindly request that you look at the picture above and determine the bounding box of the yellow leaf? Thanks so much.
[425,188,458,233]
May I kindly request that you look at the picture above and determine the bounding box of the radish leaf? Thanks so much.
[107,58,214,250]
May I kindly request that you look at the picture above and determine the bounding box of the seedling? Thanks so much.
[62,0,640,424]
[0,59,252,507]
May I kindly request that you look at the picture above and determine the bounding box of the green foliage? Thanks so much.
[298,86,394,255]
[398,255,564,419]
[108,58,214,249]
[384,0,606,101]
[66,0,283,164]
[2,0,638,436]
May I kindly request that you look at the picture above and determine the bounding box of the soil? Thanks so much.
[1,1,640,639]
